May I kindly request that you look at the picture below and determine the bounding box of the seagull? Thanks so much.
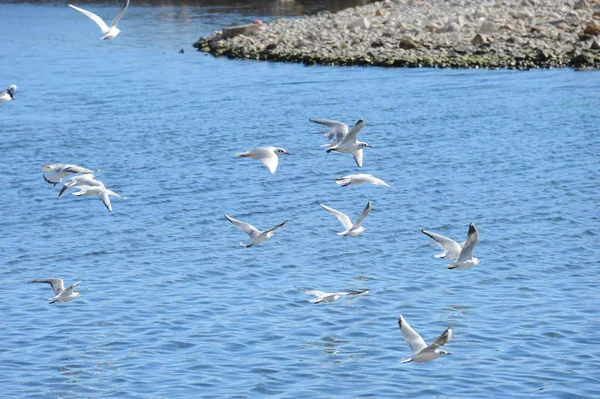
[320,200,372,237]
[309,118,350,147]
[68,0,130,40]
[57,174,105,199]
[398,314,452,363]
[325,119,370,168]
[224,214,288,247]
[72,185,125,212]
[235,146,290,174]
[0,84,17,103]
[422,223,479,269]
[28,278,82,304]
[296,287,369,304]
[333,173,390,188]
[41,164,98,186]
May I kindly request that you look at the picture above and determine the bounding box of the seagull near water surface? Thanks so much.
[398,314,453,363]
[0,84,17,103]
[28,278,82,304]
[41,163,99,186]
[57,174,105,199]
[235,146,290,174]
[422,223,480,269]
[320,200,372,237]
[296,287,369,304]
[72,185,126,212]
[321,118,370,168]
[333,173,390,188]
[69,0,130,40]
[224,214,288,247]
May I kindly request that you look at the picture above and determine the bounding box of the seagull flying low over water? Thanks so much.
[41,164,99,186]
[28,278,82,304]
[224,214,288,247]
[0,84,17,103]
[333,173,390,188]
[69,0,130,40]
[296,287,369,304]
[57,174,105,199]
[398,314,452,363]
[72,185,125,212]
[320,200,372,237]
[422,223,480,269]
[235,146,290,174]
[309,118,351,147]
[324,119,370,168]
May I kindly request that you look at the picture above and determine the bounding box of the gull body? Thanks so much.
[309,118,349,147]
[398,314,452,363]
[58,174,105,199]
[334,173,390,188]
[325,119,370,168]
[72,185,124,212]
[224,214,288,247]
[422,223,479,269]
[320,200,372,237]
[297,287,369,304]
[41,163,97,186]
[28,278,82,304]
[69,0,130,40]
[235,146,290,174]
[0,84,17,103]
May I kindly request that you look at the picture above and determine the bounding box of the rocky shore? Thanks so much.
[194,0,600,69]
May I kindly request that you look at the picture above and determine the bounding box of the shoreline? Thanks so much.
[194,0,600,70]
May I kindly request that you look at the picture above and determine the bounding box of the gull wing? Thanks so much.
[110,0,130,27]
[29,278,65,295]
[421,229,462,259]
[100,191,113,212]
[64,281,82,295]
[309,118,348,144]
[296,287,326,297]
[424,327,453,352]
[366,175,390,187]
[340,119,366,145]
[43,172,62,186]
[353,200,372,228]
[257,150,279,174]
[457,223,479,262]
[337,289,369,296]
[0,87,7,97]
[398,315,428,355]
[61,165,93,174]
[69,4,110,34]
[320,204,352,231]
[263,220,288,235]
[353,149,363,168]
[224,214,260,239]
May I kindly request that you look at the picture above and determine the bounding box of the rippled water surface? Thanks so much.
[1,1,600,398]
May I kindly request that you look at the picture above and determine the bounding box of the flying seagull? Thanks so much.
[69,0,130,40]
[57,174,105,199]
[224,214,288,247]
[72,185,125,212]
[297,287,369,304]
[422,223,479,269]
[41,164,98,186]
[0,84,17,103]
[28,278,82,304]
[398,314,452,363]
[320,200,372,237]
[333,173,390,188]
[309,118,350,147]
[235,146,290,174]
[325,119,370,168]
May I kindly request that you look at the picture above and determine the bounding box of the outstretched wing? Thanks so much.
[100,191,113,212]
[398,315,428,355]
[337,289,369,296]
[421,229,462,259]
[64,281,82,295]
[365,175,389,187]
[353,149,363,168]
[29,278,65,295]
[224,214,260,239]
[309,118,348,145]
[296,287,326,297]
[353,200,372,227]
[320,204,352,231]
[110,0,130,27]
[340,119,366,145]
[69,4,110,34]
[424,327,453,352]
[263,220,288,235]
[457,223,479,262]
[258,150,279,174]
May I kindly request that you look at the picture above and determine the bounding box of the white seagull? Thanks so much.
[320,200,372,237]
[28,278,82,304]
[325,119,370,168]
[422,223,480,269]
[224,214,288,247]
[235,146,290,174]
[41,164,98,186]
[309,118,350,147]
[69,0,130,40]
[57,174,105,199]
[72,185,125,212]
[398,314,452,363]
[297,287,369,304]
[0,84,17,103]
[333,173,390,188]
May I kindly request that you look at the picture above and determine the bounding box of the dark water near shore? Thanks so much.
[1,1,600,398]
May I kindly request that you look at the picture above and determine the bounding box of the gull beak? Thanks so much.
[367,145,373,148]
[284,151,290,155]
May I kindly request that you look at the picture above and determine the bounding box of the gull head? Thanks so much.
[267,231,276,238]
[358,141,372,149]
[473,257,480,266]
[437,350,451,357]
[275,148,290,155]
[41,164,60,172]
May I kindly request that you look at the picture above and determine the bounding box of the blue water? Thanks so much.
[1,1,600,398]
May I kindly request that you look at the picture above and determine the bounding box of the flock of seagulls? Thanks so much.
[3,2,483,363]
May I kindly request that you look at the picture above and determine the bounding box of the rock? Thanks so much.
[375,9,385,17]
[571,52,595,66]
[399,38,419,49]
[584,22,600,35]
[592,40,600,49]
[574,0,589,9]
[347,17,370,30]
[549,19,571,30]
[437,22,460,33]
[456,15,466,27]
[594,12,600,21]
[471,33,489,46]
[514,10,533,19]
[221,24,261,39]
[501,24,514,30]
[426,22,441,32]
[479,20,497,34]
